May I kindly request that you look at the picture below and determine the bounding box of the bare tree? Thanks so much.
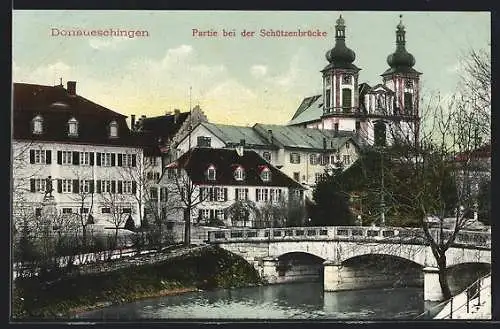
[100,189,132,249]
[68,165,96,247]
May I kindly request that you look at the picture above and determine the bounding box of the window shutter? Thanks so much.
[111,181,116,193]
[132,181,137,194]
[57,179,62,193]
[255,189,259,201]
[160,188,165,202]
[90,180,95,193]
[111,154,116,166]
[73,151,79,165]
[132,154,137,167]
[96,180,101,193]
[117,154,123,167]
[30,179,35,192]
[245,188,249,200]
[198,209,202,219]
[224,209,227,220]
[210,209,215,220]
[199,187,204,202]
[209,188,214,202]
[57,151,62,164]
[30,150,35,164]
[224,188,228,201]
[90,152,94,166]
[117,181,123,194]
[46,150,51,164]
[96,153,101,166]
[73,179,79,193]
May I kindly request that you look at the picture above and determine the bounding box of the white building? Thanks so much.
[158,147,306,228]
[175,122,361,190]
[12,81,161,229]
[288,15,421,147]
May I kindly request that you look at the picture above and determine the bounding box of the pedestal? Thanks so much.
[41,196,58,219]
[423,266,444,301]
[323,260,342,292]
[262,256,278,284]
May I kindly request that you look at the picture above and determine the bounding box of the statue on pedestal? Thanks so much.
[44,176,54,200]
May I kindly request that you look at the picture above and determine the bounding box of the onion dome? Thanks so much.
[324,15,357,68]
[386,15,416,70]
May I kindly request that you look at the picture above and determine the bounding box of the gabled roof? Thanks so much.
[368,83,395,94]
[199,122,274,149]
[253,124,357,151]
[13,82,141,147]
[454,144,491,162]
[136,111,190,141]
[287,94,323,126]
[165,148,304,189]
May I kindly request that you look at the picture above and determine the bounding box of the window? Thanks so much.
[342,75,352,85]
[234,166,245,181]
[79,180,90,193]
[122,208,132,214]
[374,121,387,147]
[262,189,269,202]
[355,121,361,132]
[270,189,282,203]
[33,178,46,192]
[216,187,225,202]
[62,151,72,165]
[148,157,157,166]
[34,150,46,164]
[123,154,133,167]
[62,179,72,193]
[319,154,329,166]
[309,154,318,165]
[207,165,216,181]
[167,169,176,179]
[101,207,111,214]
[342,88,352,110]
[150,187,158,201]
[101,153,112,166]
[197,136,211,148]
[62,208,73,214]
[80,207,89,214]
[68,117,78,137]
[260,167,271,182]
[346,142,350,149]
[290,152,301,164]
[216,209,225,220]
[35,208,42,217]
[202,209,210,219]
[235,188,248,201]
[405,79,413,88]
[404,92,413,112]
[122,181,132,194]
[343,155,351,165]
[109,120,118,138]
[315,173,326,184]
[325,89,331,109]
[79,152,90,165]
[293,172,300,181]
[32,115,43,134]
[334,123,339,132]
[262,152,271,162]
[101,180,111,193]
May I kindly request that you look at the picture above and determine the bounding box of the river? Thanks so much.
[75,283,436,320]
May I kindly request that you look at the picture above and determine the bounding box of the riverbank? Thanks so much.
[12,245,262,320]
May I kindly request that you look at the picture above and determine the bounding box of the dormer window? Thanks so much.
[207,164,216,181]
[32,115,43,134]
[234,166,245,181]
[109,120,118,138]
[260,166,271,182]
[68,117,78,137]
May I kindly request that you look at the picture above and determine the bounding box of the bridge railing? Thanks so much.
[207,226,490,249]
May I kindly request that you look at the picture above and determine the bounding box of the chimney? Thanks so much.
[67,81,76,96]
[131,115,136,131]
[174,109,181,124]
[240,139,246,146]
[267,129,273,144]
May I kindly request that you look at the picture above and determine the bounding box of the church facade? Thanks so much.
[288,15,422,147]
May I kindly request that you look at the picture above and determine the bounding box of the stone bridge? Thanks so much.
[207,226,491,301]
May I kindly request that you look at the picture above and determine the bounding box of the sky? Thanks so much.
[12,11,490,127]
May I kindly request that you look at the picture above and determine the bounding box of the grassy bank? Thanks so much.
[12,246,262,320]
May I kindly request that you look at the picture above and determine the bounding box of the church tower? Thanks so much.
[321,15,362,132]
[380,15,422,144]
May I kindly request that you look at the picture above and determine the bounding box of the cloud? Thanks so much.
[88,37,132,50]
[250,65,267,78]
[13,61,73,85]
